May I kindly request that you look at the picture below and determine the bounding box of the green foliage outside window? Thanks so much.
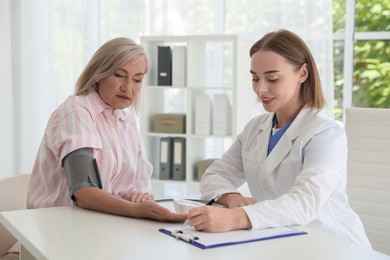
[332,0,390,119]
[354,40,390,107]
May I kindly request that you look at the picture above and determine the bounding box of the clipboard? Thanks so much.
[159,225,307,249]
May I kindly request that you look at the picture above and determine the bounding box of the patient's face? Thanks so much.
[97,57,146,110]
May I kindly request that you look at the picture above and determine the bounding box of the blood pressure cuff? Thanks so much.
[63,148,103,203]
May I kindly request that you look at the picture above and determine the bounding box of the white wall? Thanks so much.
[0,0,15,178]
[0,0,48,179]
[0,0,334,180]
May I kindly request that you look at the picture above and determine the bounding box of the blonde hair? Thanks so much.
[74,37,149,113]
[250,29,325,109]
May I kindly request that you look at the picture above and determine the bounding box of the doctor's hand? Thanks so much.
[133,200,188,222]
[187,206,252,232]
[218,193,257,208]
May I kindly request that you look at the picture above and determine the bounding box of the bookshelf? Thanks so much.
[139,35,258,198]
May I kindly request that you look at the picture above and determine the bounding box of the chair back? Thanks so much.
[345,107,390,255]
[0,174,31,256]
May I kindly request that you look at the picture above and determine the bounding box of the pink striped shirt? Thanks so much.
[27,90,152,208]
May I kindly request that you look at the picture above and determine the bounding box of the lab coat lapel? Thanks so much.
[256,114,273,165]
[256,115,274,185]
[257,107,313,185]
[262,132,294,178]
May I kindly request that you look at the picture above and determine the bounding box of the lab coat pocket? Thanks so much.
[242,150,258,161]
[242,150,260,176]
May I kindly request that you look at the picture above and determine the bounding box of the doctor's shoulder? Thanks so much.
[243,112,272,131]
[302,109,346,139]
[235,113,271,144]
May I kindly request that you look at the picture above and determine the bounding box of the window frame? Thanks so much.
[337,0,390,121]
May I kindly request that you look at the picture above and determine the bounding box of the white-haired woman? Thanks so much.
[5,37,188,260]
[27,37,187,220]
[0,38,188,259]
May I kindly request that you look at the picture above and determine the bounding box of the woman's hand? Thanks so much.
[134,200,188,222]
[218,193,257,208]
[128,191,154,203]
[74,187,186,222]
[187,206,252,232]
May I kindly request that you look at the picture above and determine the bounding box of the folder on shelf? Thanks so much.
[172,137,186,180]
[159,137,173,180]
[159,225,307,249]
[195,94,212,135]
[158,46,172,86]
[172,46,186,86]
[212,94,231,135]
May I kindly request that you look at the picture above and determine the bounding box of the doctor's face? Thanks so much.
[250,50,307,114]
[97,57,146,110]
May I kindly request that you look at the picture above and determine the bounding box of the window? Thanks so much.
[333,0,390,120]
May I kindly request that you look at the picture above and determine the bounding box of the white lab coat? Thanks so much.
[200,106,372,249]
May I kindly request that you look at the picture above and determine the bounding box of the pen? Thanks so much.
[205,194,222,206]
[181,194,222,229]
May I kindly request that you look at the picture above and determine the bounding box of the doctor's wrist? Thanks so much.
[218,192,241,206]
[231,207,252,230]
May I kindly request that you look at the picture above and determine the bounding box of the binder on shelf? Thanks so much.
[159,225,307,249]
[212,94,232,135]
[195,94,212,135]
[172,137,186,180]
[157,46,172,86]
[172,46,186,86]
[159,137,173,180]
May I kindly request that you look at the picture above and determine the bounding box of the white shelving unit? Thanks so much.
[140,35,258,198]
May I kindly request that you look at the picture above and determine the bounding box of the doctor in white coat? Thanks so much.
[187,29,371,249]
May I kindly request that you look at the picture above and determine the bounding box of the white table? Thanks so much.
[1,204,389,260]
